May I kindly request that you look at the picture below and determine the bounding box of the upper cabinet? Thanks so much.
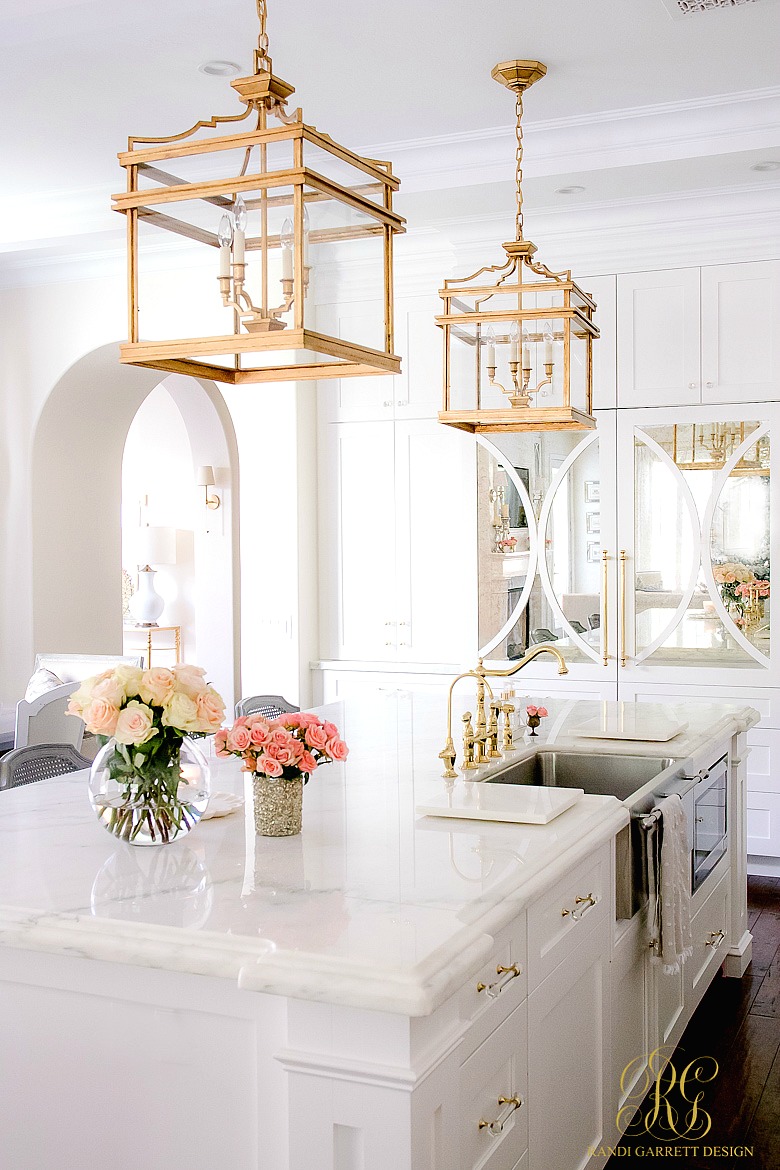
[617,262,780,410]
[580,274,617,411]
[317,294,442,423]
[617,268,701,408]
[701,262,780,405]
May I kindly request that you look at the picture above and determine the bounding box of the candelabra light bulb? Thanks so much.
[280,217,294,250]
[233,194,247,232]
[509,320,520,344]
[218,215,233,248]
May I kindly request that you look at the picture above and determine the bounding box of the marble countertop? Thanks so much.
[0,695,756,1015]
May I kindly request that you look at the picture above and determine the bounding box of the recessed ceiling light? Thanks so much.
[751,161,780,172]
[198,60,242,77]
[555,185,586,195]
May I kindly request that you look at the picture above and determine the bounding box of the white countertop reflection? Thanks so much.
[0,695,755,1014]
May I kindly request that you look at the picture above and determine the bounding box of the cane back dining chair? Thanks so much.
[0,743,91,792]
[234,694,300,720]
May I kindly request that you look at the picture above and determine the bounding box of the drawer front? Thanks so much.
[747,791,780,858]
[527,846,610,991]
[746,727,780,795]
[689,871,730,1001]
[460,1001,528,1170]
[622,682,776,727]
[459,917,528,1060]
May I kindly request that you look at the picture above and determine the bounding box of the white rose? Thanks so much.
[114,700,157,746]
[161,691,201,734]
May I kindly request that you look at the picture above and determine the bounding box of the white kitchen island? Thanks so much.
[0,695,758,1170]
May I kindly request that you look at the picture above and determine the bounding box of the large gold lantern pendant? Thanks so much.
[113,1,404,384]
[437,61,598,432]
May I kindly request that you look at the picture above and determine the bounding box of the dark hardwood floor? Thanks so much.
[607,875,780,1170]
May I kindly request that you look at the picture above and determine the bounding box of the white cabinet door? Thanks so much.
[527,918,611,1170]
[394,419,477,663]
[317,301,397,422]
[617,269,701,408]
[580,275,617,410]
[394,295,443,420]
[702,262,780,405]
[319,421,397,659]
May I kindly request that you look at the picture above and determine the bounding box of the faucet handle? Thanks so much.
[501,702,516,752]
[461,712,480,769]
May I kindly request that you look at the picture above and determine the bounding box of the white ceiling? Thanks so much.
[1,0,779,258]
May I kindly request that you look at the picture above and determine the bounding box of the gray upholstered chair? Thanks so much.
[0,743,91,791]
[235,694,300,720]
[588,613,601,630]
[531,628,558,645]
[569,620,587,635]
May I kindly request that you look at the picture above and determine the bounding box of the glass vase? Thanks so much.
[253,773,303,836]
[89,736,210,846]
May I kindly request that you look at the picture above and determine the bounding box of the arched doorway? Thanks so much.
[31,345,240,708]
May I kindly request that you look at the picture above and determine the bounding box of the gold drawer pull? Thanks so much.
[705,929,726,949]
[478,1095,523,1137]
[561,892,598,920]
[476,963,522,998]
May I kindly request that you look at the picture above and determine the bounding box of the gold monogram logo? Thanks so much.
[617,1047,719,1141]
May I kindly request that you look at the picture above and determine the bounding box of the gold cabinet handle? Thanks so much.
[561,892,599,920]
[478,1095,523,1136]
[476,963,522,998]
[619,549,628,667]
[705,929,726,949]
[601,549,610,666]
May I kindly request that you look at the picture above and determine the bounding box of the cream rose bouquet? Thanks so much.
[68,664,225,843]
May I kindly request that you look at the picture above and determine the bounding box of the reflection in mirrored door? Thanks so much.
[477,429,612,667]
[630,420,770,671]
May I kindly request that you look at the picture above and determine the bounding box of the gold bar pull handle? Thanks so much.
[601,549,610,666]
[619,549,628,668]
[478,1096,523,1137]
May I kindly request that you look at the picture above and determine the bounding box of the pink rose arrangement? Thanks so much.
[215,711,348,783]
[525,703,549,736]
[736,579,770,600]
[497,535,518,553]
[67,664,226,843]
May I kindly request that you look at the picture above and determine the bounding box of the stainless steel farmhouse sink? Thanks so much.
[484,749,680,918]
[483,750,676,802]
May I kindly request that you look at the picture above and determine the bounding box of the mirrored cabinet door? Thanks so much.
[476,415,618,680]
[617,407,775,685]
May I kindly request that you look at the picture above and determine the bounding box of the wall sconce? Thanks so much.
[196,465,221,510]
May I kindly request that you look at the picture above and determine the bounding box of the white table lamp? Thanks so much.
[130,526,176,627]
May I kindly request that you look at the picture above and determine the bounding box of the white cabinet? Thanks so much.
[617,268,701,408]
[617,262,780,410]
[701,262,780,404]
[581,275,617,410]
[318,294,442,423]
[527,918,611,1170]
[318,417,476,664]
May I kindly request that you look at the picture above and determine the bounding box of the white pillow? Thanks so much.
[24,667,63,703]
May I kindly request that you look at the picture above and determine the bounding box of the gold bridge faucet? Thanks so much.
[439,645,568,778]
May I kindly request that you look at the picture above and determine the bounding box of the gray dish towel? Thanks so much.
[646,793,693,975]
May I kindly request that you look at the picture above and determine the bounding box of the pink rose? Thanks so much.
[194,688,226,733]
[114,700,156,746]
[82,697,120,737]
[249,720,272,747]
[322,721,339,739]
[240,753,258,773]
[526,705,538,716]
[171,664,208,698]
[326,737,349,762]
[258,754,283,778]
[234,715,249,727]
[536,707,548,718]
[283,713,304,729]
[297,712,321,727]
[305,724,329,751]
[214,729,230,757]
[138,667,176,708]
[300,750,318,774]
[227,725,251,752]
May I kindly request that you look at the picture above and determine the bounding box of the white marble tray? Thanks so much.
[569,707,688,742]
[417,783,584,825]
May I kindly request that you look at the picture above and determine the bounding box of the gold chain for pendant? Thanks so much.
[515,93,524,241]
[256,0,269,56]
